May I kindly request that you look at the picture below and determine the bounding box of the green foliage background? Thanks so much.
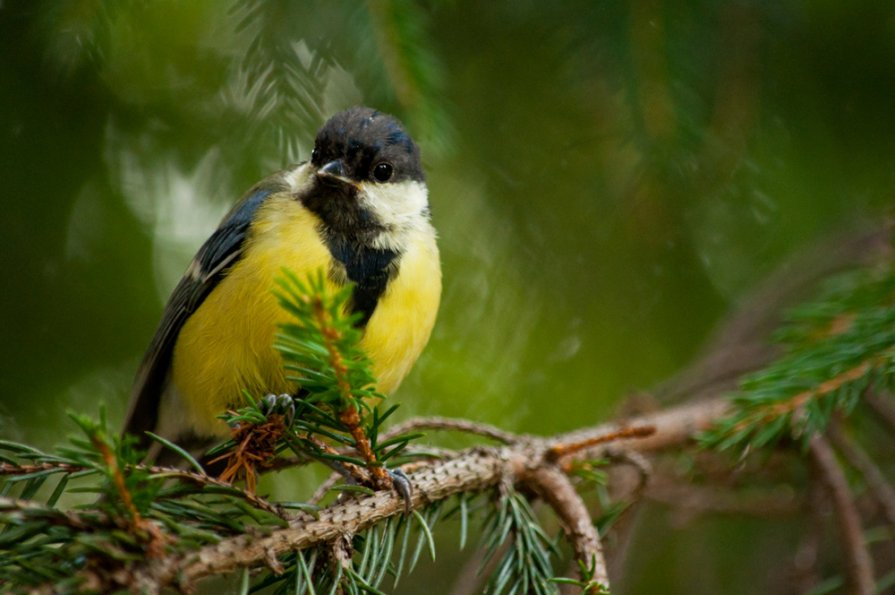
[1,1,893,593]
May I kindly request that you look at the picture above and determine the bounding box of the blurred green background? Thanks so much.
[1,1,893,593]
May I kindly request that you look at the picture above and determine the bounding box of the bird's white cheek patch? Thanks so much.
[361,180,429,230]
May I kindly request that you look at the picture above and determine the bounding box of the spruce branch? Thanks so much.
[366,0,451,152]
[145,465,289,519]
[3,385,889,592]
[703,266,895,451]
[120,409,701,591]
[4,249,895,592]
[84,417,168,558]
[273,270,398,488]
[6,407,679,591]
[482,486,558,594]
[225,0,333,161]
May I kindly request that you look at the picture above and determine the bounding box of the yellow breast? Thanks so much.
[169,193,441,438]
[362,225,441,395]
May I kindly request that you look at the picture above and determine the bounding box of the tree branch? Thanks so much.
[523,465,608,592]
[123,396,731,590]
[809,435,875,595]
[827,419,895,533]
[865,390,895,434]
[381,416,519,444]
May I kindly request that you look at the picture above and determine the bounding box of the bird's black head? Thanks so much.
[310,107,424,185]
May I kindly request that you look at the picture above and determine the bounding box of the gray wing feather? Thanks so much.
[123,177,289,444]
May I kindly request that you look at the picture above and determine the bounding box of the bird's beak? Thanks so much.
[318,159,345,178]
[316,159,360,190]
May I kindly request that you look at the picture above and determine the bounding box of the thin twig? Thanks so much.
[523,465,609,593]
[94,436,142,530]
[302,434,369,485]
[547,425,656,461]
[827,420,895,532]
[93,434,168,558]
[0,496,100,530]
[809,435,875,595]
[313,296,390,489]
[308,471,342,506]
[604,448,652,492]
[0,462,87,476]
[601,448,652,584]
[380,416,520,444]
[865,390,895,434]
[563,397,732,459]
[730,358,884,436]
[145,465,286,518]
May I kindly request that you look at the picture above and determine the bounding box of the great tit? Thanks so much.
[124,106,441,460]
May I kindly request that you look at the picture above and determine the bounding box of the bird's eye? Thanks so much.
[311,148,320,164]
[372,162,394,182]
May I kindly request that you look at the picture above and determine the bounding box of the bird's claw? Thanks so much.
[388,468,413,514]
[260,393,296,427]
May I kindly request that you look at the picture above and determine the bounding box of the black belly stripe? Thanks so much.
[299,176,400,327]
[325,236,399,327]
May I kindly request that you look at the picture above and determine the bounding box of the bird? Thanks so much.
[123,106,441,463]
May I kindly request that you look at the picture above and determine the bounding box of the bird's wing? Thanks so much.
[123,175,291,444]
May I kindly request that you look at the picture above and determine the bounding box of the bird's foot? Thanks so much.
[260,393,296,428]
[388,467,413,514]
